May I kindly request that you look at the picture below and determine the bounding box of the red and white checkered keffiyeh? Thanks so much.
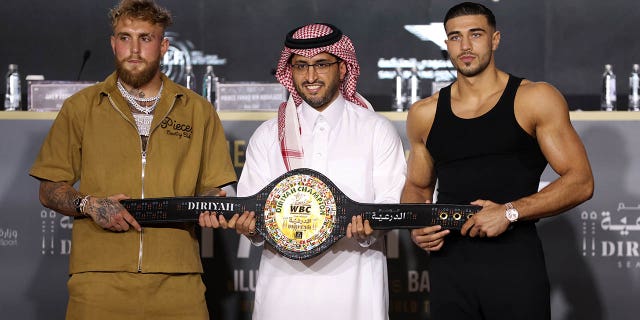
[276,23,373,170]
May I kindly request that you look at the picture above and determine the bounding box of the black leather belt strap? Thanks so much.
[121,196,478,231]
[120,168,480,260]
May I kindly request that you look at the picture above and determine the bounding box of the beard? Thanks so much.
[295,79,341,109]
[453,52,492,78]
[115,55,161,88]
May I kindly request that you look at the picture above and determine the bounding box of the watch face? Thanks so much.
[506,208,519,222]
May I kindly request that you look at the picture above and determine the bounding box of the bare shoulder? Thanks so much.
[516,79,570,122]
[408,92,439,121]
[518,80,568,108]
[519,79,561,93]
[406,92,440,141]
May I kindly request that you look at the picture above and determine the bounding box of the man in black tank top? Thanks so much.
[401,2,594,320]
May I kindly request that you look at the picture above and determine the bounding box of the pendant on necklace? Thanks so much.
[133,113,154,136]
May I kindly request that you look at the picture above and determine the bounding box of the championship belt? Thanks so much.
[120,168,480,260]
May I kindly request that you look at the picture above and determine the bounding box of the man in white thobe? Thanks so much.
[206,23,406,320]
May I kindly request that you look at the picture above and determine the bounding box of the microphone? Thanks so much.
[76,50,91,80]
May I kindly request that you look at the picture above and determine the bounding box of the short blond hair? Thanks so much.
[109,0,173,32]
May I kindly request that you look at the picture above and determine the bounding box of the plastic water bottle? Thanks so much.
[393,67,406,112]
[4,64,21,111]
[184,64,196,91]
[408,66,421,106]
[629,64,639,111]
[202,65,218,105]
[600,64,616,111]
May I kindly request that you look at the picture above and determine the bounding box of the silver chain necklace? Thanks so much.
[116,79,164,115]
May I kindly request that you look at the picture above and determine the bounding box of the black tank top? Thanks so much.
[426,74,547,205]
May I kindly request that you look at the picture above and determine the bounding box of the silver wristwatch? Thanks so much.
[505,202,519,223]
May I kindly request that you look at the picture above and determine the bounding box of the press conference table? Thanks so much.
[1,110,640,320]
[2,109,640,121]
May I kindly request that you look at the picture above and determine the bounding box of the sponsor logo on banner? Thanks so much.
[0,226,19,247]
[582,202,640,268]
[40,209,73,255]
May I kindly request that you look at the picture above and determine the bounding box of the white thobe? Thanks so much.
[238,94,407,320]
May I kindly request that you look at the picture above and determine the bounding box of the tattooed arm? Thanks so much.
[38,180,141,232]
[38,180,84,217]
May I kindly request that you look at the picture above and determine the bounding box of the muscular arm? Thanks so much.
[402,96,450,251]
[401,96,438,204]
[513,82,594,219]
[463,82,594,237]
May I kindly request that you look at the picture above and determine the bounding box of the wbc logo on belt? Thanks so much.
[264,174,337,251]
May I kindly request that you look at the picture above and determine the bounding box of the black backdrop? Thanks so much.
[1,0,639,110]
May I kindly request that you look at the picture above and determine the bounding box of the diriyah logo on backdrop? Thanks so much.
[40,209,72,256]
[582,203,640,268]
[0,226,19,247]
[161,32,227,84]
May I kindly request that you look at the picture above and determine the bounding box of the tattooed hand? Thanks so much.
[84,194,142,232]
